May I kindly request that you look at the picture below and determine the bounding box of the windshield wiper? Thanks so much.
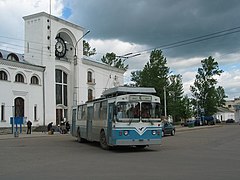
[128,118,133,125]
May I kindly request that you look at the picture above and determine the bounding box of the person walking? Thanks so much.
[27,120,32,134]
[47,122,54,134]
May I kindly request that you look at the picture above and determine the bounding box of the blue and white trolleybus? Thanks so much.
[71,86,162,149]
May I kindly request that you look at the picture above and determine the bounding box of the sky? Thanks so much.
[0,0,240,100]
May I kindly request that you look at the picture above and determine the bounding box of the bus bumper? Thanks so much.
[115,139,161,146]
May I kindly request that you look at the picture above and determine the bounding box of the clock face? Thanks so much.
[55,37,66,58]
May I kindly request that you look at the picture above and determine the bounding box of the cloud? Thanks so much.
[1,0,240,100]
[0,0,64,53]
[68,0,240,59]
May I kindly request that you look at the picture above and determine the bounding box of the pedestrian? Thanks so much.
[66,121,70,132]
[27,120,32,134]
[47,122,54,135]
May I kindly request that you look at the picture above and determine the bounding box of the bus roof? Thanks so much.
[102,86,156,97]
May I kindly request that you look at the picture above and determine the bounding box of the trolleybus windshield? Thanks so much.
[115,102,161,122]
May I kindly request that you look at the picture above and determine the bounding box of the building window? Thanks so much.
[0,70,7,81]
[1,103,5,121]
[88,89,93,101]
[14,97,24,117]
[87,71,92,83]
[7,53,19,61]
[31,76,39,85]
[55,69,68,106]
[34,105,37,121]
[15,73,24,83]
[0,52,3,59]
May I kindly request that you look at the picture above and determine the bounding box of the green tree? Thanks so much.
[181,95,193,120]
[101,52,128,70]
[167,74,185,122]
[190,56,225,116]
[215,86,228,107]
[131,49,170,115]
[83,40,96,57]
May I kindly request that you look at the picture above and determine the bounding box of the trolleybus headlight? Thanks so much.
[152,130,157,135]
[124,130,129,136]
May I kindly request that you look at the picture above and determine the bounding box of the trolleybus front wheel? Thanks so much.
[100,130,109,150]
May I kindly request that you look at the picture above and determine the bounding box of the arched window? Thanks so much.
[55,69,68,106]
[0,52,3,59]
[0,70,7,81]
[88,89,93,101]
[87,71,92,83]
[31,76,39,85]
[7,53,19,61]
[15,73,24,83]
[14,97,24,117]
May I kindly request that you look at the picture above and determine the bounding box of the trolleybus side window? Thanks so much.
[93,101,107,121]
[77,105,82,121]
[100,101,107,120]
[93,102,100,121]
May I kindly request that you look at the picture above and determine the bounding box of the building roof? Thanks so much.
[0,49,24,62]
[217,107,234,113]
[0,49,45,71]
[82,57,126,73]
[23,12,84,31]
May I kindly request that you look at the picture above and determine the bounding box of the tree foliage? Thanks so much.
[131,50,169,113]
[167,74,186,121]
[83,40,96,57]
[101,52,128,70]
[130,49,191,120]
[190,56,226,116]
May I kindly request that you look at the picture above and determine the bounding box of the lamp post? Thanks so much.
[73,30,90,65]
[164,86,167,118]
[72,30,90,106]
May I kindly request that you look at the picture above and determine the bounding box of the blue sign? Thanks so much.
[10,117,24,125]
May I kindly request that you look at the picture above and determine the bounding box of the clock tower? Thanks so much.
[23,12,85,126]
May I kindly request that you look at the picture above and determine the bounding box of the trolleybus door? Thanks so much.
[71,108,77,136]
[107,103,114,144]
[87,106,93,141]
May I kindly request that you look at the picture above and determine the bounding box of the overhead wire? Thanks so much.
[1,25,240,63]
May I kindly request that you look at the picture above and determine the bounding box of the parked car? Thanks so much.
[194,119,202,126]
[160,121,175,137]
[226,119,235,123]
[204,116,215,125]
[181,120,195,127]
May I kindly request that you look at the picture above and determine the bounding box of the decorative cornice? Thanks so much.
[23,12,84,31]
[82,58,126,74]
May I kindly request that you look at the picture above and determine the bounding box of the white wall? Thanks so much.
[0,61,44,127]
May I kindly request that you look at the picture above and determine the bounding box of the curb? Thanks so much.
[0,125,223,140]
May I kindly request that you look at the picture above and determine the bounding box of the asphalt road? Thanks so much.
[0,124,239,180]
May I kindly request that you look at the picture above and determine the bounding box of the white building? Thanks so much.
[225,98,240,122]
[214,107,235,122]
[0,12,125,128]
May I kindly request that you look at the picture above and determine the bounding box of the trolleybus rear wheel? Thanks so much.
[77,128,84,143]
[100,130,109,150]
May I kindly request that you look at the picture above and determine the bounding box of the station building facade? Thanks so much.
[0,12,125,128]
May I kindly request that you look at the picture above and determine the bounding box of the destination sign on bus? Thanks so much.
[129,95,152,101]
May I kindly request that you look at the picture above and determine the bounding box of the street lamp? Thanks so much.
[73,30,90,65]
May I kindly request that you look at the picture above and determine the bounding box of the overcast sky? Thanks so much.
[0,0,240,99]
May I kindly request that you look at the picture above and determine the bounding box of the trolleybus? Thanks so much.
[71,86,162,149]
